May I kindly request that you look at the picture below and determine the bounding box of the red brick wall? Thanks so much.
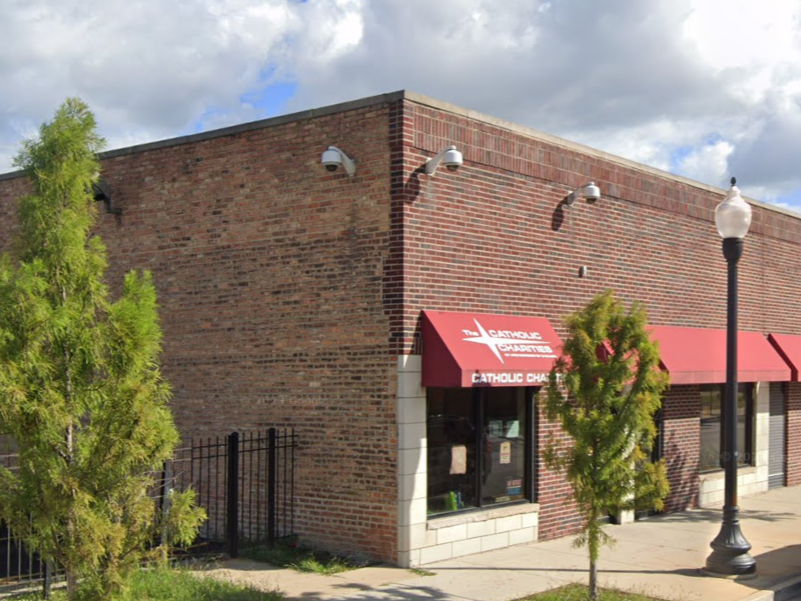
[0,104,399,561]
[535,400,583,540]
[787,382,801,486]
[398,100,801,355]
[0,176,25,245]
[661,386,701,511]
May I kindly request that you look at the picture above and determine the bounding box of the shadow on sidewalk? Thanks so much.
[424,564,703,577]
[421,544,801,592]
[290,583,453,600]
[651,508,797,524]
[749,544,801,584]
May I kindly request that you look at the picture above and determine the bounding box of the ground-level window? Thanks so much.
[427,387,533,516]
[699,384,754,471]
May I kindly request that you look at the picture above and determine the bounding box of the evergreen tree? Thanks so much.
[544,290,670,601]
[0,99,204,600]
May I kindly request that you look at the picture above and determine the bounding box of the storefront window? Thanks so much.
[427,387,531,516]
[427,388,477,512]
[700,384,753,471]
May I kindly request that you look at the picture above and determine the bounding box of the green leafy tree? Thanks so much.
[544,290,670,601]
[0,99,205,600]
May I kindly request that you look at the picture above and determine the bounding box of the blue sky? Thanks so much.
[2,0,801,212]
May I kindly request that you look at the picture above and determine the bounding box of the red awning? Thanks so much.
[421,311,562,387]
[648,325,791,385]
[768,333,801,381]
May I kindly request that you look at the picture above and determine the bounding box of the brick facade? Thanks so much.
[397,101,801,355]
[662,386,701,512]
[535,400,583,540]
[0,101,400,562]
[394,97,801,537]
[2,91,801,563]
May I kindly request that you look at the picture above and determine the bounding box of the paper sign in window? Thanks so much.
[504,420,520,438]
[500,441,511,464]
[450,445,467,475]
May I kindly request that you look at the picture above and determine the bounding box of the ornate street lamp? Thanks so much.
[705,177,756,576]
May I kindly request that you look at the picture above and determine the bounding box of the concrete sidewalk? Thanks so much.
[202,485,801,601]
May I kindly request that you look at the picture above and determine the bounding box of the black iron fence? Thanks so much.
[0,503,51,597]
[0,428,297,595]
[169,428,297,557]
[0,440,52,597]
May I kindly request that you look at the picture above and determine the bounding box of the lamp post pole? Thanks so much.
[705,178,756,577]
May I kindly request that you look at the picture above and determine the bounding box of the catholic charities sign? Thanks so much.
[421,311,563,387]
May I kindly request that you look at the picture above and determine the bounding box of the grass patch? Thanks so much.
[408,567,436,577]
[517,583,668,601]
[286,554,356,576]
[242,539,363,576]
[11,567,282,601]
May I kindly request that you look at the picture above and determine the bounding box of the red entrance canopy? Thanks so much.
[421,311,563,387]
[768,333,801,381]
[647,325,790,385]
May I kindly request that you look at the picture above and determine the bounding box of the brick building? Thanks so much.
[1,90,801,566]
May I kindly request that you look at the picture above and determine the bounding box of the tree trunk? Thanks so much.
[588,505,600,601]
[66,568,78,599]
[589,557,598,600]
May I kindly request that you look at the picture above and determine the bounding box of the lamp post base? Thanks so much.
[705,506,756,576]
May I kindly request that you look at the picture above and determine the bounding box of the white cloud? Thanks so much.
[674,140,734,188]
[684,0,801,72]
[0,0,300,169]
[2,0,801,210]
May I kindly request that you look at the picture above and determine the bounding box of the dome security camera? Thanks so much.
[582,182,600,201]
[442,147,463,172]
[321,146,356,176]
[565,181,601,205]
[426,145,463,175]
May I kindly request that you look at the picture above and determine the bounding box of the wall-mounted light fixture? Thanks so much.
[565,181,601,206]
[425,145,463,175]
[321,146,356,176]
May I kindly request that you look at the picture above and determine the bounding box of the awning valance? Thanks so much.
[421,311,562,387]
[768,333,801,381]
[647,325,790,385]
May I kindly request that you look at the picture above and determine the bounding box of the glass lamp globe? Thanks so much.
[715,178,752,239]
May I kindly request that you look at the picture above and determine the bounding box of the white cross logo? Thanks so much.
[462,319,507,364]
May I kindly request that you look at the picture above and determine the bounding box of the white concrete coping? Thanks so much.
[699,466,758,483]
[427,502,540,530]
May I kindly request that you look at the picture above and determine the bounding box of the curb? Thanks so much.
[742,574,801,601]
[776,574,801,601]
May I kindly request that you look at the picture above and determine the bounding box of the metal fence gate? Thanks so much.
[169,428,297,557]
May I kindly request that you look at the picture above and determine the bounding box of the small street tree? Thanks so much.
[544,290,670,601]
[0,99,204,600]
